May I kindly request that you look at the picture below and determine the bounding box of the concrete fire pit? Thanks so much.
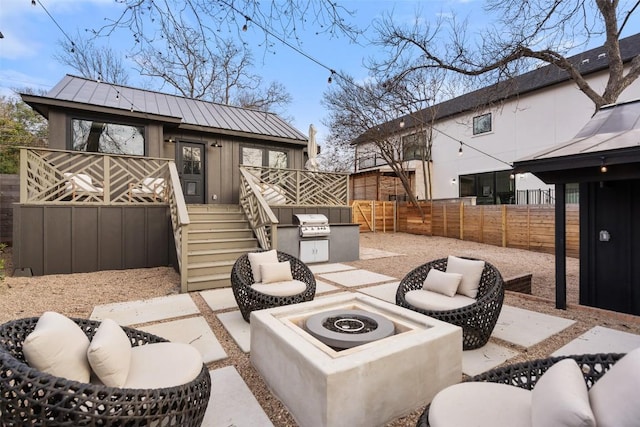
[250,293,462,427]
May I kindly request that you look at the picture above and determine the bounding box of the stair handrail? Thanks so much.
[167,162,190,292]
[239,167,279,250]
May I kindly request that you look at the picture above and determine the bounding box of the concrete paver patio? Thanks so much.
[89,258,640,426]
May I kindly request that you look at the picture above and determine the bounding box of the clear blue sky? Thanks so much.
[1,0,635,144]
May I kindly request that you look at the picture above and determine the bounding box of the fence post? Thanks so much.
[371,200,375,233]
[459,202,465,240]
[501,205,507,247]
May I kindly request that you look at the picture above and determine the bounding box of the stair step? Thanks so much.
[189,238,257,251]
[189,212,246,221]
[187,260,235,278]
[187,204,242,213]
[188,228,253,239]
[189,219,250,230]
[187,247,259,263]
[186,273,232,291]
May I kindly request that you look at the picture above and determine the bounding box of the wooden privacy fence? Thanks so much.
[351,200,396,232]
[388,201,579,258]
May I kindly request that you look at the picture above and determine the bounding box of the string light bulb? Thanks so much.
[242,16,250,31]
[458,142,463,156]
[115,91,120,100]
[32,0,36,5]
[399,118,405,129]
[130,105,134,113]
[327,70,335,84]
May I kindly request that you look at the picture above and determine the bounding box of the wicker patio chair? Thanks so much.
[231,250,316,322]
[396,257,504,350]
[416,352,625,427]
[0,317,211,426]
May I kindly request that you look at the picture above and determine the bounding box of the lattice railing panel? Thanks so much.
[243,166,348,206]
[20,148,171,205]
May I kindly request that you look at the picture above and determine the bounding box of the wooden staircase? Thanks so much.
[185,204,259,290]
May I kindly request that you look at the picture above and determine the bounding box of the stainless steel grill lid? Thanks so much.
[294,214,330,237]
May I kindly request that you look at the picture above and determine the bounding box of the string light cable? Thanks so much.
[34,0,513,168]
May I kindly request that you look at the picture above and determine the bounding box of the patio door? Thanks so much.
[177,142,205,204]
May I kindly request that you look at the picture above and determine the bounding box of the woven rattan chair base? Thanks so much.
[416,352,624,427]
[231,250,316,322]
[396,257,504,350]
[0,317,211,426]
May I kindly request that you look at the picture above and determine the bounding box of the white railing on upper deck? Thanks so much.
[242,165,349,206]
[19,147,172,205]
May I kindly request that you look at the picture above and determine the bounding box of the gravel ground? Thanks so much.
[2,233,640,427]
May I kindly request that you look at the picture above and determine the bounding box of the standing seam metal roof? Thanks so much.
[43,75,307,142]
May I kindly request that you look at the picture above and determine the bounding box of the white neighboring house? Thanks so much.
[351,33,640,204]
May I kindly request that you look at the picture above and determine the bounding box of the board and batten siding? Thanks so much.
[12,205,171,275]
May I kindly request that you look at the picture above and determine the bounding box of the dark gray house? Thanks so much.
[15,75,355,291]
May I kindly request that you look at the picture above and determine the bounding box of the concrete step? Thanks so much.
[187,247,258,264]
[189,238,257,251]
[188,228,253,240]
[187,273,232,290]
[187,259,236,278]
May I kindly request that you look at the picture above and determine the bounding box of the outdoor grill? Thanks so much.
[293,214,330,238]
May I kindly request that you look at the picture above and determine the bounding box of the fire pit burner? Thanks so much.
[305,309,395,350]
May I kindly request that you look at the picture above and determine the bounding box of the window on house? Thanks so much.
[402,132,429,161]
[472,113,492,135]
[72,119,144,155]
[459,170,514,205]
[241,146,288,168]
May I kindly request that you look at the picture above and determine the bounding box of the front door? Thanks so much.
[178,142,205,204]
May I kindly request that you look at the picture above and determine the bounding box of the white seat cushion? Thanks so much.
[260,261,293,284]
[429,382,532,427]
[87,318,132,388]
[123,342,203,389]
[532,358,595,427]
[589,346,640,427]
[423,269,463,297]
[22,311,91,383]
[251,280,308,297]
[405,289,475,311]
[446,255,485,298]
[248,250,278,283]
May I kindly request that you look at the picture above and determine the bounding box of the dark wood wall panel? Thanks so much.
[100,208,124,271]
[124,208,147,269]
[45,207,72,274]
[13,205,170,276]
[73,207,99,273]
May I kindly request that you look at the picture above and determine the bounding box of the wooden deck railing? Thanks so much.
[19,148,172,205]
[239,167,279,250]
[167,162,190,292]
[242,165,349,206]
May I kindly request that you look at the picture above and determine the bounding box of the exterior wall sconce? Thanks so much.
[600,157,607,173]
[165,137,176,143]
[211,141,222,148]
[451,178,457,185]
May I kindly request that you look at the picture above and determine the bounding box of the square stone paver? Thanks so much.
[200,287,238,311]
[462,342,519,376]
[138,316,227,364]
[492,305,576,348]
[319,269,397,287]
[359,247,403,260]
[202,367,274,427]
[218,311,251,352]
[309,263,356,274]
[315,279,340,294]
[90,294,199,326]
[552,326,640,356]
[357,281,400,304]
